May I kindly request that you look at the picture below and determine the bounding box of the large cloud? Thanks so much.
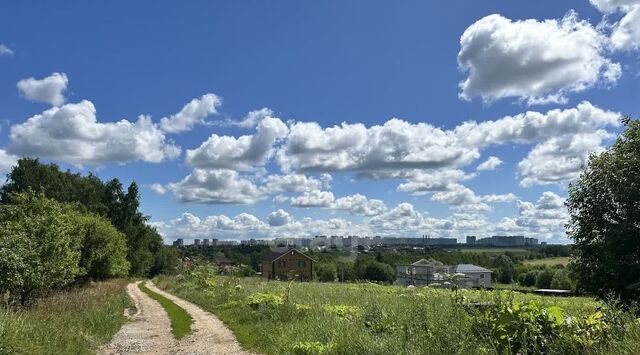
[278,119,479,174]
[159,93,221,133]
[8,100,181,165]
[591,0,640,50]
[276,102,619,188]
[167,169,262,204]
[187,115,288,170]
[331,194,388,216]
[17,72,69,106]
[458,12,620,105]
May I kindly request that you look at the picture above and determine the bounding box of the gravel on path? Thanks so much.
[99,281,253,355]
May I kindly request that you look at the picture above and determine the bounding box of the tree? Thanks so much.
[363,261,395,283]
[567,118,640,302]
[536,268,555,289]
[550,270,574,290]
[316,263,337,282]
[493,255,515,284]
[0,192,81,303]
[71,213,130,279]
[1,159,172,277]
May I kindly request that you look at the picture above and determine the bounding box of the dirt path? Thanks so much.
[98,281,175,354]
[99,281,251,355]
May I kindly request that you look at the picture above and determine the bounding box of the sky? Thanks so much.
[1,0,639,244]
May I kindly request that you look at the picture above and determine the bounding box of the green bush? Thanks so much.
[363,261,395,283]
[536,268,556,289]
[291,341,335,355]
[315,263,337,282]
[72,213,130,279]
[0,192,81,303]
[247,292,284,309]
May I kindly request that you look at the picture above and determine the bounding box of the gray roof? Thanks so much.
[455,264,492,273]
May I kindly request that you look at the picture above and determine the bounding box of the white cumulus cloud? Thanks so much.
[458,12,620,105]
[159,93,221,133]
[477,156,503,171]
[17,72,69,106]
[8,100,181,165]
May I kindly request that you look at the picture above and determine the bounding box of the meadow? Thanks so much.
[523,257,571,267]
[155,268,640,355]
[0,279,130,355]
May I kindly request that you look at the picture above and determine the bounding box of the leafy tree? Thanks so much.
[567,118,640,302]
[550,270,574,290]
[493,255,515,284]
[1,159,173,277]
[536,268,555,289]
[520,271,539,287]
[71,213,130,279]
[363,261,395,283]
[316,263,337,282]
[0,192,81,303]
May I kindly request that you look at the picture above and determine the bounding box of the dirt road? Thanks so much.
[99,281,251,355]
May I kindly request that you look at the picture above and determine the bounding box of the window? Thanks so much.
[298,260,306,268]
[278,260,286,268]
[480,274,484,279]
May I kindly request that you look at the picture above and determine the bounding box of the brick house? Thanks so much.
[261,248,314,281]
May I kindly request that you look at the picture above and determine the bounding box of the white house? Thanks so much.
[396,259,492,289]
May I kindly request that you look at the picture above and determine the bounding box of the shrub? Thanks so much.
[536,268,556,289]
[323,304,361,318]
[247,292,284,309]
[315,263,337,282]
[0,192,81,303]
[550,269,574,290]
[71,213,129,279]
[363,261,395,283]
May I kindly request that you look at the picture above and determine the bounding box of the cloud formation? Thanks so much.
[17,72,69,106]
[9,100,181,165]
[458,12,620,105]
[477,156,503,171]
[159,93,221,133]
[591,0,640,50]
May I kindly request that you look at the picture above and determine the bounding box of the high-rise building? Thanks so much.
[172,238,184,247]
[194,239,201,246]
[466,236,476,245]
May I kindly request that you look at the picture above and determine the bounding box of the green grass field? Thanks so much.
[0,279,130,355]
[523,256,571,266]
[155,272,640,355]
[459,248,529,253]
[139,281,192,339]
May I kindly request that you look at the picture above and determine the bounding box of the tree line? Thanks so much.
[0,159,177,304]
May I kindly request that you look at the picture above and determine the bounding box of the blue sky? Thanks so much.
[1,1,639,243]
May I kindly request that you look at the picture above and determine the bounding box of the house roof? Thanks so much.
[455,264,492,273]
[213,253,232,264]
[411,258,442,267]
[261,248,315,262]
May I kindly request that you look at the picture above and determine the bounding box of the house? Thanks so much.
[453,264,492,289]
[261,248,314,281]
[396,259,492,289]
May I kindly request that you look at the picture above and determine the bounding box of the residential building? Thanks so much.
[396,259,492,289]
[466,236,476,245]
[260,248,315,281]
[194,239,201,246]
[172,238,184,247]
[202,238,210,246]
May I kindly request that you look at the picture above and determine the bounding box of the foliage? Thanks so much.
[71,213,130,279]
[138,282,192,339]
[0,158,173,278]
[247,292,285,309]
[567,118,640,303]
[493,254,515,284]
[323,304,361,318]
[0,279,130,354]
[363,261,395,283]
[536,268,556,289]
[0,192,81,303]
[315,263,337,282]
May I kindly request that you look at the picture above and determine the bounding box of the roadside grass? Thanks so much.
[138,281,192,339]
[523,256,571,266]
[459,248,529,254]
[155,273,640,355]
[0,279,130,355]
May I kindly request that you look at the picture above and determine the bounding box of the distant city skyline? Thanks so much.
[1,1,639,244]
